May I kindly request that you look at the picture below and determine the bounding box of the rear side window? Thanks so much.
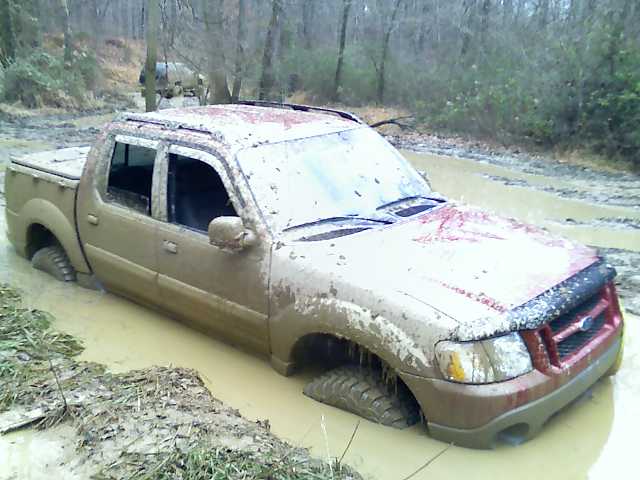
[106,142,156,215]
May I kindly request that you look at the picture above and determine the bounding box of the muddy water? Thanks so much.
[404,152,640,252]
[1,151,639,480]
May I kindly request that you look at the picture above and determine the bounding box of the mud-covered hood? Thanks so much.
[283,203,602,339]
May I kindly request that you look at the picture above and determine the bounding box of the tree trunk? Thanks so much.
[376,0,403,104]
[0,0,17,67]
[258,0,282,100]
[460,0,475,57]
[144,0,159,112]
[480,0,490,47]
[232,0,247,101]
[415,1,431,55]
[503,0,513,24]
[538,0,549,28]
[332,0,352,101]
[59,0,73,64]
[606,0,632,77]
[301,0,314,50]
[203,0,231,104]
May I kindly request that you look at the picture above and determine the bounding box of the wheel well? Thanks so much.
[26,224,57,259]
[291,333,422,418]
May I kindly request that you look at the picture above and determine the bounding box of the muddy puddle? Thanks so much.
[404,151,640,252]
[1,143,639,479]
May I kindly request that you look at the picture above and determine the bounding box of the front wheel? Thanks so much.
[303,365,420,429]
[31,245,76,282]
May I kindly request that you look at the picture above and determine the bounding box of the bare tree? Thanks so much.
[58,0,73,64]
[479,0,490,47]
[503,0,513,23]
[376,0,403,104]
[538,0,550,27]
[231,0,247,101]
[0,0,17,67]
[460,0,475,57]
[332,0,353,101]
[144,0,159,112]
[301,0,315,50]
[203,0,231,104]
[258,0,282,100]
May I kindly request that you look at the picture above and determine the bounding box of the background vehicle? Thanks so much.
[4,103,624,448]
[139,62,204,98]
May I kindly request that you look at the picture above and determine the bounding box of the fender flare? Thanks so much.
[269,296,431,377]
[20,198,90,274]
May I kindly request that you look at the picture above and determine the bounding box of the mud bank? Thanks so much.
[0,285,360,479]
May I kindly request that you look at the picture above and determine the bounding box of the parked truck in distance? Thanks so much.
[139,62,204,99]
[4,102,625,448]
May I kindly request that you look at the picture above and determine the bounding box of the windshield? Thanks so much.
[237,128,430,233]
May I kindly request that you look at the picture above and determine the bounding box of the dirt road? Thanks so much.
[1,106,639,479]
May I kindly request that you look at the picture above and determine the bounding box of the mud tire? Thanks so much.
[303,365,420,429]
[31,245,76,282]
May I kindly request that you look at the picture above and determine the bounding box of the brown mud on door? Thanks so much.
[154,145,270,353]
[76,135,162,304]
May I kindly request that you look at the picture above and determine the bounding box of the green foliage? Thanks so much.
[1,48,99,108]
[579,44,640,159]
[385,16,640,164]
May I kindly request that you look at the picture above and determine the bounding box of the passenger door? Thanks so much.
[77,134,164,305]
[155,145,270,353]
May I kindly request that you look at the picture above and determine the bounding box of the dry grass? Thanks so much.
[99,38,146,91]
[0,284,83,410]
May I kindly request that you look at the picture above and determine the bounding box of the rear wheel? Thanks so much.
[303,365,420,429]
[31,245,76,282]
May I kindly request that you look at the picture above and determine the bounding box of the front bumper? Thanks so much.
[400,334,621,449]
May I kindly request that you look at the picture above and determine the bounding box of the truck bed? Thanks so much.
[10,146,90,180]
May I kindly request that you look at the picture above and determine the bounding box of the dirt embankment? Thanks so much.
[0,285,360,479]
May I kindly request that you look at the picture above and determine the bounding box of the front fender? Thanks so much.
[269,296,433,377]
[19,198,90,273]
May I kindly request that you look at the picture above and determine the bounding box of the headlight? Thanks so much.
[435,332,532,384]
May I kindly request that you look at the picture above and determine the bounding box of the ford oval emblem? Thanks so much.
[577,316,594,332]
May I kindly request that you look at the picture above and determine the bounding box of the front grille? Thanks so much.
[556,312,606,359]
[537,289,610,367]
[548,296,601,334]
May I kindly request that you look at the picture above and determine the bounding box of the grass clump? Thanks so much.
[0,283,83,410]
[115,446,357,480]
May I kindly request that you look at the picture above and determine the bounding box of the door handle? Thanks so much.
[163,240,178,254]
[87,214,99,225]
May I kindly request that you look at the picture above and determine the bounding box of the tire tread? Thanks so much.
[303,365,420,429]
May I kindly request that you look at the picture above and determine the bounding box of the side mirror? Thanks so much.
[208,217,258,252]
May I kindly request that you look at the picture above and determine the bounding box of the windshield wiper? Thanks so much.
[376,195,444,210]
[284,216,391,232]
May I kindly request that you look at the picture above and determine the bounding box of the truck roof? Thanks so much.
[119,104,363,149]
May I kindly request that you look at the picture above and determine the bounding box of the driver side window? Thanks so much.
[167,153,238,232]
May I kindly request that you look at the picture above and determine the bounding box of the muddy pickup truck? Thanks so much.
[139,62,204,99]
[4,102,625,448]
